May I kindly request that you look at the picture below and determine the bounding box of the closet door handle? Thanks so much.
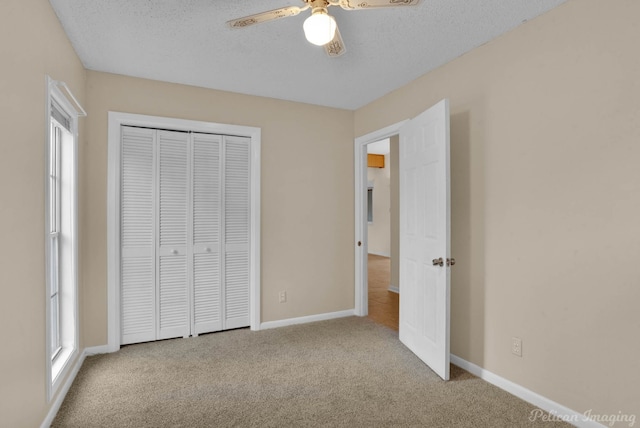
[205,247,211,252]
[171,249,178,255]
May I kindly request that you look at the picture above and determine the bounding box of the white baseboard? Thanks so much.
[40,349,88,428]
[85,345,110,356]
[388,285,399,294]
[260,309,355,330]
[367,250,390,258]
[450,355,606,428]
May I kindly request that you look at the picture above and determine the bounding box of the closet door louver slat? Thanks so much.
[120,127,156,344]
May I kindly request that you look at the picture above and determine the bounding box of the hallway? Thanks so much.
[367,254,399,331]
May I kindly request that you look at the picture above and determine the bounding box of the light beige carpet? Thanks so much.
[53,317,569,427]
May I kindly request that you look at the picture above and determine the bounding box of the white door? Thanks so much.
[157,130,190,340]
[120,128,251,344]
[191,133,223,335]
[398,99,451,380]
[223,136,251,329]
[120,126,157,345]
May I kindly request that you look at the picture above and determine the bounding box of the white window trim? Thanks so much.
[106,112,262,353]
[45,76,84,401]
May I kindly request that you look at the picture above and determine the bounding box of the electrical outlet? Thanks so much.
[512,337,522,357]
[279,290,287,303]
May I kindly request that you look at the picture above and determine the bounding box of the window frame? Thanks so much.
[45,77,82,401]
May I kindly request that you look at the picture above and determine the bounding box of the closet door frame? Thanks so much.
[107,112,261,352]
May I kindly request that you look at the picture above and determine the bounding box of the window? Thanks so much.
[367,187,373,223]
[46,77,84,400]
[49,119,62,360]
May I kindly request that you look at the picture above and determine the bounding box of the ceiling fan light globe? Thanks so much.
[303,13,337,46]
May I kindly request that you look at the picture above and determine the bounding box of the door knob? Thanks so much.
[432,257,443,267]
[357,241,362,247]
[205,247,211,252]
[171,249,178,255]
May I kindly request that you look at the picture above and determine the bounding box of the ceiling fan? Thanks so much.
[227,0,422,57]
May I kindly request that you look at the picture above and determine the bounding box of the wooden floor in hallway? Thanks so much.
[367,254,399,331]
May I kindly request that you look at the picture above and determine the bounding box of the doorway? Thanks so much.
[354,99,451,380]
[354,120,407,318]
[365,138,399,330]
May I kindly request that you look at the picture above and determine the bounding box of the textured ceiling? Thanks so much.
[49,0,567,110]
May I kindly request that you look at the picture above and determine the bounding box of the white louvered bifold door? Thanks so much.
[121,126,156,345]
[120,127,252,345]
[157,130,190,340]
[191,133,223,335]
[223,136,251,329]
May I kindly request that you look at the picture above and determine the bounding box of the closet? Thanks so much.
[119,126,250,345]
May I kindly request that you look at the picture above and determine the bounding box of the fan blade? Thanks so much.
[338,0,421,10]
[324,26,346,57]
[227,6,307,28]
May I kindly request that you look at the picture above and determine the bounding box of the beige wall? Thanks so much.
[356,0,640,417]
[367,154,391,256]
[0,0,86,426]
[83,71,355,346]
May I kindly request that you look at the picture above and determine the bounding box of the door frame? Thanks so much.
[107,112,261,352]
[354,120,408,316]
